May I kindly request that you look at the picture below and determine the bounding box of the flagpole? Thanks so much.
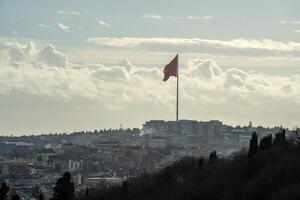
[176,54,179,124]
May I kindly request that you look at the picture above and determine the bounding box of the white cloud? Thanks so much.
[57,22,71,32]
[0,42,300,132]
[37,24,50,28]
[270,20,300,25]
[269,20,287,24]
[86,37,300,57]
[38,45,68,67]
[98,20,110,27]
[141,13,163,20]
[186,16,213,20]
[57,10,80,15]
[292,21,300,24]
[294,29,300,33]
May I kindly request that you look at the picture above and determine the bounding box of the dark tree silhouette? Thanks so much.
[12,194,20,200]
[248,132,258,158]
[209,151,218,163]
[198,158,204,170]
[37,155,43,162]
[122,180,128,193]
[274,129,286,146]
[0,182,9,200]
[53,172,75,200]
[39,193,44,200]
[259,134,273,151]
[85,188,89,199]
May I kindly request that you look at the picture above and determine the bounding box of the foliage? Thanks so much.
[259,134,273,151]
[0,182,9,200]
[208,150,218,163]
[12,195,20,200]
[248,132,258,158]
[53,172,75,200]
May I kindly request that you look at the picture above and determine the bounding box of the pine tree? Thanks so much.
[259,134,273,151]
[248,132,258,158]
[209,151,218,163]
[0,182,9,200]
[53,172,75,200]
[274,129,286,146]
[39,193,44,200]
[198,158,204,170]
[12,194,20,200]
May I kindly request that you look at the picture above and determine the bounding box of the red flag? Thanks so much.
[163,54,178,81]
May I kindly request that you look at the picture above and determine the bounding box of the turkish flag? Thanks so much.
[163,54,178,81]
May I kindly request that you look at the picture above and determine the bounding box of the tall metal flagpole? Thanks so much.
[176,54,179,123]
[176,54,179,134]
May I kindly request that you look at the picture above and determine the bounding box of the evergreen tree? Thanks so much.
[209,151,218,163]
[37,155,43,162]
[85,188,89,199]
[248,132,258,158]
[122,180,128,193]
[53,172,75,200]
[259,134,273,151]
[39,193,44,200]
[12,194,20,200]
[274,129,286,146]
[0,182,9,200]
[198,158,204,170]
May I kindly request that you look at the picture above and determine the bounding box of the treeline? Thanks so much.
[0,172,71,200]
[0,182,33,200]
[77,129,300,200]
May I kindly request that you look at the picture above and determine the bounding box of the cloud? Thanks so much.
[38,45,68,67]
[141,13,163,20]
[57,10,80,15]
[98,20,110,27]
[294,29,300,33]
[57,22,70,32]
[37,24,50,28]
[186,16,213,20]
[86,37,300,57]
[270,20,300,25]
[0,42,300,131]
[3,42,67,67]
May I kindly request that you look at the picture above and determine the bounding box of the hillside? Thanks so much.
[78,130,300,200]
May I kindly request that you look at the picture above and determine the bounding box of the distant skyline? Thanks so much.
[0,0,300,135]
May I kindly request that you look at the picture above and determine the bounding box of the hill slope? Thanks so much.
[80,132,300,200]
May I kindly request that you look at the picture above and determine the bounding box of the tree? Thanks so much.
[85,188,89,199]
[53,172,75,200]
[209,151,218,163]
[259,134,273,151]
[198,158,204,170]
[248,132,258,158]
[37,155,43,162]
[274,129,286,146]
[12,194,20,200]
[39,193,44,200]
[122,180,128,193]
[0,182,9,200]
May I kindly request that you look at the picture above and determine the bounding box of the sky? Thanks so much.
[0,0,300,135]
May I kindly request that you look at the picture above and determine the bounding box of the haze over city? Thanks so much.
[1,0,300,134]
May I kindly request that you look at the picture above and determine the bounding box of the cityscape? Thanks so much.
[0,119,287,199]
[1,0,300,199]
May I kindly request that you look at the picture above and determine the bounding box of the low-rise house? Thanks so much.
[36,148,56,165]
[49,154,83,173]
